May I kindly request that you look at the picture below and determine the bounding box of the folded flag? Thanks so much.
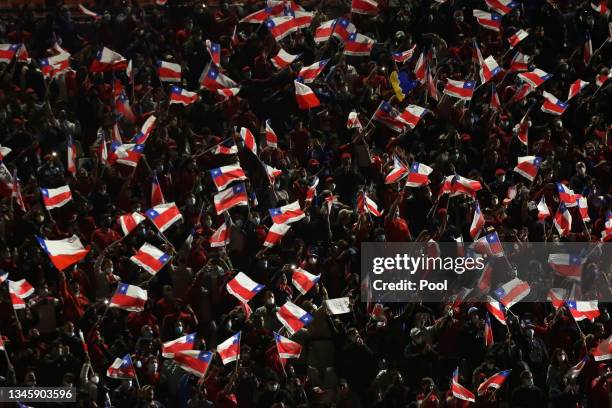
[277,301,313,335]
[508,29,528,48]
[271,48,299,70]
[443,79,476,100]
[548,253,583,281]
[584,34,592,66]
[210,163,247,191]
[357,191,383,217]
[214,183,249,214]
[292,268,320,295]
[541,91,568,115]
[344,32,375,56]
[513,156,542,181]
[162,333,197,358]
[40,185,72,209]
[566,300,600,321]
[484,314,494,346]
[477,370,511,395]
[567,79,589,101]
[106,355,136,379]
[118,212,146,236]
[452,367,476,402]
[199,63,237,91]
[210,223,230,247]
[470,202,486,239]
[384,156,409,184]
[109,283,147,312]
[494,278,530,309]
[264,223,291,247]
[130,243,171,275]
[518,68,551,88]
[405,162,433,187]
[486,297,507,325]
[174,350,213,377]
[413,50,428,83]
[217,332,241,365]
[265,120,278,148]
[479,56,502,84]
[398,104,427,129]
[239,127,257,155]
[553,203,572,236]
[157,60,181,82]
[351,0,378,14]
[206,40,221,65]
[132,115,156,144]
[90,47,127,72]
[298,59,329,83]
[227,272,265,303]
[37,235,90,271]
[392,44,416,64]
[270,201,305,224]
[473,9,502,32]
[294,81,320,110]
[170,86,198,105]
[537,196,551,221]
[274,332,302,363]
[146,203,182,233]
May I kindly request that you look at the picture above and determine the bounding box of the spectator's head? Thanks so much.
[520,370,534,387]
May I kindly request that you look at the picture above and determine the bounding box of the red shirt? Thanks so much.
[91,228,121,250]
[384,217,410,242]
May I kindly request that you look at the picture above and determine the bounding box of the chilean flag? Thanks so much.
[477,370,511,395]
[78,4,101,19]
[484,314,494,346]
[90,47,127,72]
[553,203,572,236]
[472,10,502,32]
[479,56,502,84]
[510,52,530,72]
[541,91,568,115]
[206,40,221,65]
[0,145,11,160]
[214,183,248,214]
[67,136,77,175]
[567,79,589,101]
[584,34,592,66]
[451,367,475,402]
[210,163,247,191]
[37,235,90,271]
[0,269,7,284]
[537,196,551,221]
[474,231,504,258]
[210,222,230,248]
[292,268,320,295]
[265,120,278,148]
[170,86,198,105]
[347,111,363,130]
[271,48,299,70]
[485,0,517,15]
[578,196,589,221]
[548,253,583,281]
[470,202,485,239]
[106,355,136,379]
[333,18,356,42]
[298,59,329,83]
[596,71,611,87]
[146,203,182,232]
[217,332,241,365]
[508,29,528,48]
[266,16,298,41]
[0,44,19,63]
[601,211,612,242]
[212,138,238,155]
[199,63,237,91]
[392,45,416,64]
[351,0,378,14]
[132,115,157,145]
[405,162,433,187]
[264,223,291,247]
[313,20,336,43]
[439,175,482,197]
[568,356,589,378]
[270,201,305,224]
[151,174,165,206]
[443,79,476,100]
[41,185,72,209]
[9,285,26,310]
[277,301,313,335]
[174,350,213,377]
[514,156,542,181]
[217,87,241,99]
[290,11,314,30]
[357,191,383,217]
[240,127,258,155]
[130,243,171,275]
[8,279,34,299]
[265,164,283,184]
[162,333,196,358]
[274,332,302,363]
[109,283,147,312]
[547,288,568,310]
[294,81,320,110]
[373,101,406,133]
[384,156,408,184]
[240,6,277,24]
[490,83,502,111]
[518,68,551,88]
[398,104,427,129]
[109,143,144,167]
[226,272,265,303]
[157,61,181,82]
[344,32,375,56]
[305,176,319,203]
[486,297,507,325]
[494,278,530,309]
[592,335,612,361]
[118,212,146,236]
[566,300,600,321]
[115,93,136,123]
[591,1,610,16]
[556,183,578,207]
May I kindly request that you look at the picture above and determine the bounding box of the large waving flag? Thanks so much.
[107,355,136,379]
[174,350,213,377]
[118,212,146,236]
[373,101,406,133]
[132,115,157,145]
[479,56,502,84]
[548,253,583,281]
[146,203,182,232]
[162,333,197,358]
[518,68,552,88]
[264,223,291,247]
[566,300,600,321]
[226,272,265,303]
[170,86,199,105]
[392,45,416,64]
[494,278,530,309]
[451,367,475,402]
[477,370,511,395]
[130,243,171,275]
[351,0,378,14]
[567,79,589,101]
[271,48,299,70]
[541,91,568,115]
[485,0,517,15]
[294,81,320,110]
[277,301,313,335]
[439,175,482,197]
[556,183,578,207]
[385,156,409,184]
[199,63,237,91]
[314,19,336,43]
[269,201,305,224]
[214,183,249,214]
[553,203,572,236]
[157,60,181,82]
[443,79,476,100]
[292,268,320,295]
[472,10,502,31]
[40,185,72,209]
[210,163,247,191]
[398,105,427,129]
[513,156,542,181]
[239,127,257,155]
[109,283,147,312]
[37,235,90,271]
[217,332,241,365]
[210,222,230,248]
[298,59,329,83]
[266,16,298,41]
[508,29,528,48]
[344,32,375,56]
[405,162,433,188]
[90,47,127,72]
[274,332,302,363]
